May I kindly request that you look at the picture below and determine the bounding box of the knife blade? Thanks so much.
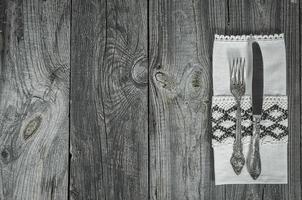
[247,41,263,180]
[252,42,264,115]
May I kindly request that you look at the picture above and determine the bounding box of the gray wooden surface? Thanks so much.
[149,0,213,199]
[0,0,301,200]
[99,1,149,198]
[0,0,70,200]
[70,0,148,200]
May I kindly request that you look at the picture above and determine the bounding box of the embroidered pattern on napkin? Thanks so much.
[211,96,288,146]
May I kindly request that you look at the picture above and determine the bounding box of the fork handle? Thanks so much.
[235,99,242,145]
[229,98,245,175]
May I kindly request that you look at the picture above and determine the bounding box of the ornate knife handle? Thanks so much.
[247,115,262,180]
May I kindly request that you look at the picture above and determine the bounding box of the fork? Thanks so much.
[229,57,246,175]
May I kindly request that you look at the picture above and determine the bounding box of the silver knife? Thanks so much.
[247,41,263,180]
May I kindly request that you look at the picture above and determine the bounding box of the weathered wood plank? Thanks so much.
[70,0,148,199]
[69,1,107,199]
[148,0,216,199]
[282,0,301,199]
[207,1,228,199]
[0,0,70,199]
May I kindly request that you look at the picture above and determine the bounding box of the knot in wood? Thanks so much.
[1,147,11,164]
[154,71,176,92]
[131,57,148,86]
[1,149,8,159]
[23,115,42,140]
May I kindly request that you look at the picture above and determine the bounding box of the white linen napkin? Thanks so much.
[212,34,288,185]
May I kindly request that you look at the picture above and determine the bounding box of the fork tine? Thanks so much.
[234,59,237,82]
[240,57,244,84]
[238,58,242,84]
[229,60,233,81]
[230,58,235,83]
[242,58,245,84]
[233,58,236,84]
[235,58,239,84]
[239,57,244,84]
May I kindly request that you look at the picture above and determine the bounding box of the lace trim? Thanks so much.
[211,96,288,146]
[214,34,284,42]
[212,135,288,147]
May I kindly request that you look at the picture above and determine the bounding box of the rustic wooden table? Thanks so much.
[0,0,300,199]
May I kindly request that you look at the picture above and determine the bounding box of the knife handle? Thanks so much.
[247,115,262,180]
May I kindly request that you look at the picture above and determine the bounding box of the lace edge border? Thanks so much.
[214,33,284,41]
[212,95,287,101]
[212,135,288,147]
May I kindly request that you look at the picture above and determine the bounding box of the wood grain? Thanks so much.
[0,0,300,199]
[148,0,215,199]
[0,0,70,200]
[283,0,301,199]
[70,0,148,199]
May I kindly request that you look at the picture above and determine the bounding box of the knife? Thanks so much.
[247,41,263,180]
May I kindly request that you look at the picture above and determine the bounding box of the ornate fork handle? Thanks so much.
[230,98,245,175]
[235,99,243,144]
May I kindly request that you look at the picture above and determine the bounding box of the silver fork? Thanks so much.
[229,57,246,175]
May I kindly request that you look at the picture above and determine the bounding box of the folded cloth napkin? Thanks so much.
[212,34,288,185]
